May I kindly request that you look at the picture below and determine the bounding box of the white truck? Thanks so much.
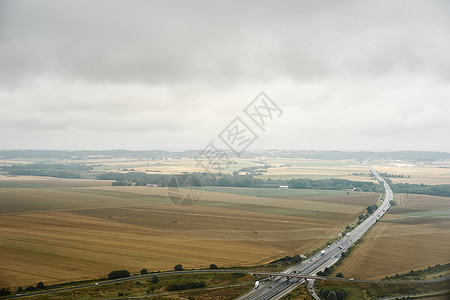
[320,250,326,256]
[254,281,260,289]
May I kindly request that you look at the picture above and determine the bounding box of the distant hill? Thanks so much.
[0,149,449,162]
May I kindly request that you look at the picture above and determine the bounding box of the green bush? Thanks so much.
[232,272,246,278]
[0,288,11,296]
[140,268,149,275]
[167,281,205,291]
[151,275,159,284]
[107,270,131,279]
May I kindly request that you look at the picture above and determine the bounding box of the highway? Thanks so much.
[237,167,394,300]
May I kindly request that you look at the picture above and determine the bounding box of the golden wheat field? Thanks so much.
[333,193,450,279]
[372,164,450,185]
[0,177,379,288]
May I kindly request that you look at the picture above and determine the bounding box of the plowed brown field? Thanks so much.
[0,178,379,288]
[333,193,450,279]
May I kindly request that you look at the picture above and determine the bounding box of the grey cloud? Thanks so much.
[1,1,449,86]
[0,0,449,151]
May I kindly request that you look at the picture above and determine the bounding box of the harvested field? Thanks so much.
[333,193,450,279]
[316,278,450,300]
[202,186,380,207]
[392,193,450,213]
[373,164,450,185]
[0,175,113,188]
[0,181,378,288]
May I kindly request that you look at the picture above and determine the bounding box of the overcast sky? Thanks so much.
[1,0,449,152]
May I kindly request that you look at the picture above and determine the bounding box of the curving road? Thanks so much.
[237,167,394,300]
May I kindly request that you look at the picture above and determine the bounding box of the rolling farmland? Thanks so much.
[0,177,379,288]
[332,193,450,279]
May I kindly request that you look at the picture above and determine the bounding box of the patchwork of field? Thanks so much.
[372,164,450,185]
[0,175,113,188]
[22,157,377,182]
[0,177,379,288]
[257,158,375,181]
[333,193,450,279]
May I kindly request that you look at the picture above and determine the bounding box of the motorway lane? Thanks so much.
[237,167,394,300]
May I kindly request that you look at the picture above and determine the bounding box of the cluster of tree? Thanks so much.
[319,288,347,300]
[231,272,246,279]
[2,163,93,179]
[174,264,183,271]
[100,171,383,193]
[97,172,168,186]
[269,255,302,265]
[166,281,206,291]
[389,181,450,197]
[150,275,159,284]
[238,165,272,175]
[384,263,450,280]
[0,287,11,296]
[358,211,370,224]
[107,270,130,279]
[366,204,378,214]
[379,172,410,178]
[112,181,133,186]
[276,178,382,192]
[317,267,333,276]
[19,282,45,292]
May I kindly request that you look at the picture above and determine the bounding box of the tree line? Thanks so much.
[4,162,450,197]
[99,171,384,193]
[1,164,93,179]
[387,180,450,197]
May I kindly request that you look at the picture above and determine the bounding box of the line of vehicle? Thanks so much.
[237,167,395,299]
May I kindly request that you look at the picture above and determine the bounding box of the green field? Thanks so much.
[0,182,47,188]
[315,279,450,300]
[201,186,360,198]
[400,209,450,219]
[260,173,343,180]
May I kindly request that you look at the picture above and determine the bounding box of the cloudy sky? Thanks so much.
[1,0,449,152]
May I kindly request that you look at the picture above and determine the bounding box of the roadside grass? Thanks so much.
[0,182,46,188]
[11,271,258,300]
[280,283,315,299]
[400,209,450,219]
[315,279,450,300]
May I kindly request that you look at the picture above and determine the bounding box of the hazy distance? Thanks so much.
[0,0,449,152]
